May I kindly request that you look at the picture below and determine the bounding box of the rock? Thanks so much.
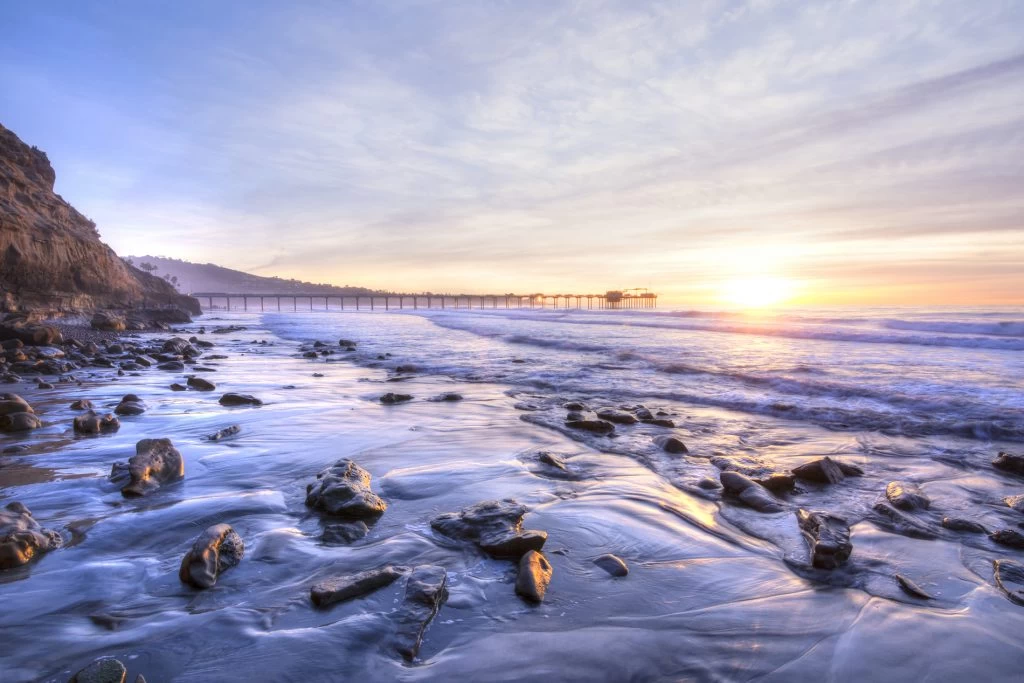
[697,477,721,489]
[114,395,146,416]
[796,509,852,569]
[538,451,568,471]
[36,381,54,389]
[157,360,184,371]
[379,392,413,404]
[563,401,586,411]
[338,338,357,347]
[990,529,1024,549]
[886,481,930,511]
[993,451,1024,476]
[0,411,41,432]
[431,499,544,558]
[90,312,126,332]
[187,376,216,391]
[0,501,62,569]
[871,502,937,539]
[305,459,387,519]
[70,399,93,410]
[0,392,32,415]
[515,550,553,603]
[207,425,240,441]
[791,456,857,484]
[179,523,244,589]
[395,565,448,661]
[994,559,1024,606]
[596,408,638,425]
[896,573,933,599]
[635,407,654,420]
[1004,495,1024,514]
[593,553,629,577]
[720,471,784,513]
[311,565,407,607]
[120,438,184,497]
[322,520,369,544]
[942,517,987,533]
[653,434,688,454]
[756,473,796,494]
[70,657,127,683]
[565,419,615,435]
[73,411,120,434]
[169,383,187,391]
[0,321,62,345]
[219,393,263,407]
[643,418,676,428]
[432,392,463,402]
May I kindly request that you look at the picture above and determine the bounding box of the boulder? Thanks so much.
[0,321,62,345]
[515,550,553,603]
[990,529,1024,549]
[322,520,370,544]
[219,393,263,407]
[886,481,930,511]
[0,411,41,432]
[311,565,407,607]
[431,499,545,559]
[90,312,126,332]
[796,509,852,569]
[187,376,216,391]
[994,559,1024,606]
[720,471,784,513]
[593,553,629,577]
[595,408,638,425]
[792,456,861,484]
[0,501,62,570]
[0,392,32,415]
[73,411,120,434]
[70,399,93,410]
[380,392,413,404]
[305,459,387,519]
[395,565,448,661]
[993,451,1024,476]
[169,383,187,391]
[119,438,184,497]
[179,523,244,589]
[653,435,688,454]
[755,473,796,494]
[114,395,146,416]
[69,657,127,683]
[565,419,615,435]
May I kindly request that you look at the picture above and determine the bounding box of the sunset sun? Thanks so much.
[721,276,795,308]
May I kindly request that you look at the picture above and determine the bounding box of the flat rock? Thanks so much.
[720,471,784,513]
[380,392,413,404]
[993,451,1024,476]
[565,419,614,435]
[120,438,184,497]
[596,408,638,425]
[593,553,629,577]
[871,502,937,539]
[73,411,120,434]
[886,481,930,511]
[796,509,851,569]
[653,435,688,454]
[311,565,407,607]
[219,393,263,407]
[322,520,369,544]
[179,523,244,589]
[0,501,63,570]
[70,657,127,683]
[994,559,1024,606]
[187,376,216,391]
[305,459,387,519]
[942,516,987,533]
[395,565,448,661]
[515,550,553,603]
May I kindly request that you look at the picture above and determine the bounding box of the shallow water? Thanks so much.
[2,307,1024,681]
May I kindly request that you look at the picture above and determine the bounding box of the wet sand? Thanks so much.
[2,313,1024,682]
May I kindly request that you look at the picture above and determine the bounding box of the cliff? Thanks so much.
[0,123,199,317]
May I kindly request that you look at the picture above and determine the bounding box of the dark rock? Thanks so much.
[634,407,654,420]
[563,401,586,411]
[338,338,357,347]
[169,383,187,391]
[157,360,185,371]
[596,408,638,425]
[0,392,32,415]
[643,418,676,427]
[990,529,1024,549]
[565,419,615,435]
[0,321,62,345]
[207,425,240,441]
[593,553,628,577]
[187,376,216,391]
[395,565,448,661]
[70,657,127,683]
[120,438,184,497]
[871,502,937,539]
[179,523,244,589]
[538,451,568,471]
[792,456,854,484]
[380,392,413,404]
[114,395,146,416]
[653,434,688,454]
[73,411,120,434]
[431,499,544,558]
[896,573,933,599]
[431,392,463,402]
[311,565,407,607]
[886,481,930,511]
[36,380,54,389]
[90,312,126,332]
[942,517,987,533]
[305,459,387,519]
[697,477,721,489]
[756,473,796,494]
[322,520,369,544]
[0,411,41,432]
[219,393,263,407]
[796,509,852,569]
[70,399,93,410]
[516,550,553,603]
[0,501,62,570]
[994,559,1024,606]
[1004,495,1024,514]
[720,471,784,512]
[479,529,547,558]
[993,451,1024,476]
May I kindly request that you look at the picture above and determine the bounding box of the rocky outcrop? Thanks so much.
[305,459,387,519]
[0,501,62,569]
[179,524,244,589]
[0,123,200,316]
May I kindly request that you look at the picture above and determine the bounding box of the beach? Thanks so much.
[2,307,1024,681]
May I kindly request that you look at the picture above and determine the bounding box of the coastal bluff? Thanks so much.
[0,122,198,317]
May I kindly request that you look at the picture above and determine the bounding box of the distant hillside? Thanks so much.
[126,256,387,296]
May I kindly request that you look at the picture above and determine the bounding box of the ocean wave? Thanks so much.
[881,319,1024,337]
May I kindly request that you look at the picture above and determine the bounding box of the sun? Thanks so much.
[721,276,795,309]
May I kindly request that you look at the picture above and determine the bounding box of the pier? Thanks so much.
[191,289,657,312]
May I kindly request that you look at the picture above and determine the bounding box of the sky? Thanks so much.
[2,0,1023,306]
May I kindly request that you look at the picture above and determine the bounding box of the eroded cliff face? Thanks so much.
[0,123,199,316]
